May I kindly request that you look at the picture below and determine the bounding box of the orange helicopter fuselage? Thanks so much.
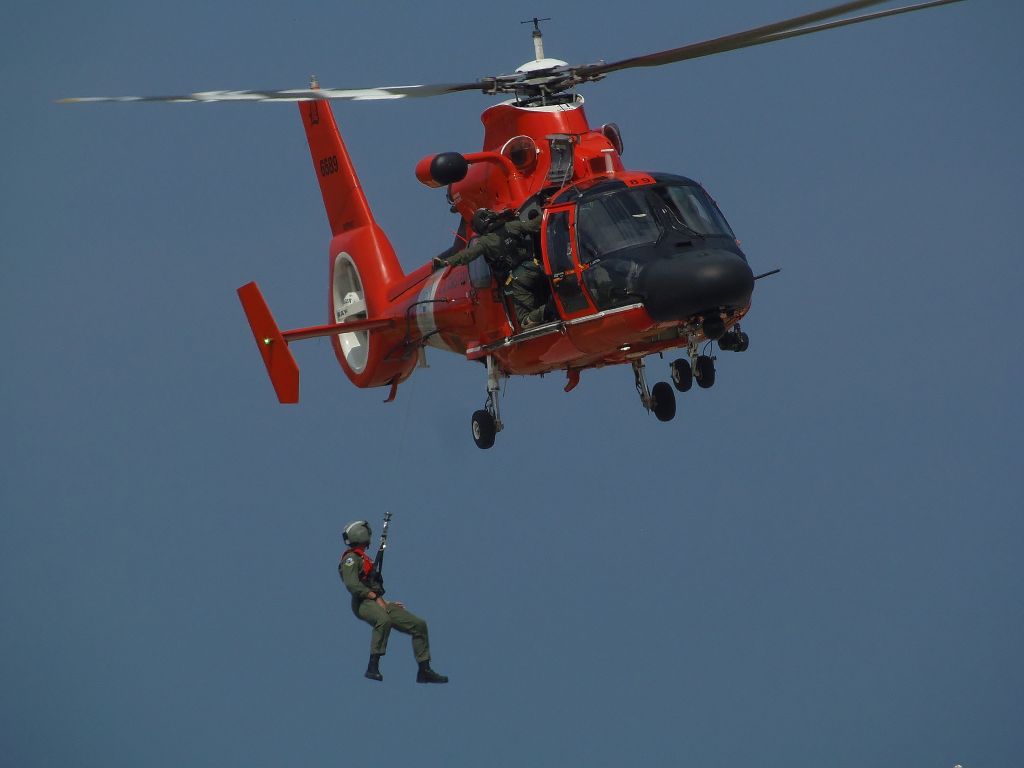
[301,95,748,396]
[238,94,751,404]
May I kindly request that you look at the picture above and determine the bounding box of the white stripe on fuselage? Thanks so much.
[415,271,455,353]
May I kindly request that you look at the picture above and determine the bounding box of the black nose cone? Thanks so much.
[639,249,754,321]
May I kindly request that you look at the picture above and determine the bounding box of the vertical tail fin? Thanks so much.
[298,97,404,292]
[298,98,410,389]
[300,98,375,237]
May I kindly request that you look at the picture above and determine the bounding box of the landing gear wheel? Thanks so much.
[651,381,676,422]
[734,332,749,352]
[695,355,716,389]
[471,409,496,449]
[670,359,693,392]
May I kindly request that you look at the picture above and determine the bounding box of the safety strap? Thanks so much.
[341,547,373,580]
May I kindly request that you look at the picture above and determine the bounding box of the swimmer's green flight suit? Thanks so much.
[339,546,440,675]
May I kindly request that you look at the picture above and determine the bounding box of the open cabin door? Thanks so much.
[542,206,597,320]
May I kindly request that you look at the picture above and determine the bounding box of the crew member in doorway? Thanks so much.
[338,520,448,684]
[435,207,551,329]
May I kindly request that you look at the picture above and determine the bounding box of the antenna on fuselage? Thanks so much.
[521,16,551,61]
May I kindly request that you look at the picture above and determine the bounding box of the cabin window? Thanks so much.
[468,255,492,289]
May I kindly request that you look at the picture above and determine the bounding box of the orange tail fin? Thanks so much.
[300,98,377,237]
[298,98,410,389]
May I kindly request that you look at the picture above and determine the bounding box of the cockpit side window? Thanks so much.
[543,209,593,317]
[576,190,662,262]
[546,211,573,274]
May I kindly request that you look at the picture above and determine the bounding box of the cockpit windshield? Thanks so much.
[576,189,662,263]
[575,183,733,265]
[652,183,735,238]
[570,180,738,312]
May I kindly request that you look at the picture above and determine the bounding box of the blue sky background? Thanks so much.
[2,1,1021,766]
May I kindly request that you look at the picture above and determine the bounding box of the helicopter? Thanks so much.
[62,0,967,449]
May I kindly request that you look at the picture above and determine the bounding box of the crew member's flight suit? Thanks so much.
[339,546,431,662]
[443,216,550,327]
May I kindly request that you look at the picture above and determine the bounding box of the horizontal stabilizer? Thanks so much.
[237,282,300,403]
[281,315,393,342]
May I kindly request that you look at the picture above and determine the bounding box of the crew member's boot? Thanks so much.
[416,659,448,684]
[521,306,547,330]
[364,654,383,682]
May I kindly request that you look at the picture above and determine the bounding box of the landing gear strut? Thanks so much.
[472,355,505,449]
[632,359,676,422]
[671,322,750,393]
[671,333,715,390]
[672,324,732,393]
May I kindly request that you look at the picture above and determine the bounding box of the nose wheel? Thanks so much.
[672,330,718,393]
[672,354,715,389]
[669,324,750,396]
[670,359,693,392]
[694,354,716,389]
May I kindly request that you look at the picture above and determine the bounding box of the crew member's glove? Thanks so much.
[432,257,448,272]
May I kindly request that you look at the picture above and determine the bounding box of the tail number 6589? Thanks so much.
[319,155,339,176]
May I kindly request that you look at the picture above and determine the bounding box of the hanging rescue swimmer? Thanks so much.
[435,207,552,329]
[338,520,448,684]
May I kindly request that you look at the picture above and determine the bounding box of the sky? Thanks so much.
[2,1,1022,766]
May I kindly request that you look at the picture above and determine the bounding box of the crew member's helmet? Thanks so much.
[343,520,372,547]
[471,207,500,235]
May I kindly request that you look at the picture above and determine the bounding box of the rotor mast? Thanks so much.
[521,16,551,61]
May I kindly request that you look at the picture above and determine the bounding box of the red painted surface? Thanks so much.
[236,282,300,404]
[238,97,749,403]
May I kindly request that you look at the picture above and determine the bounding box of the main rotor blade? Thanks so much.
[576,0,964,79]
[728,0,967,53]
[58,81,486,104]
[58,0,968,106]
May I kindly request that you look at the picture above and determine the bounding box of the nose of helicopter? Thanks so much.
[638,249,754,322]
